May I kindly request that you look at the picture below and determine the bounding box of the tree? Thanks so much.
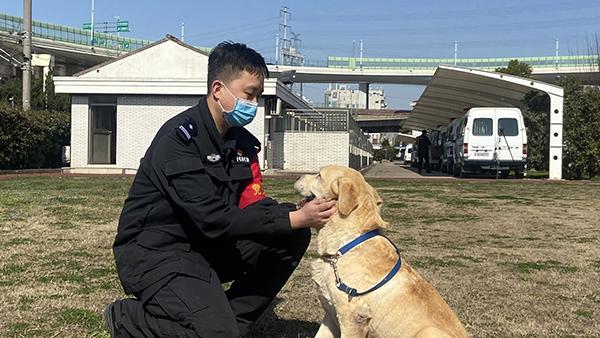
[495,59,533,78]
[0,68,69,112]
[496,60,550,171]
[561,76,600,179]
[522,91,550,170]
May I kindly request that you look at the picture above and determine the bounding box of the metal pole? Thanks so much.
[359,39,363,69]
[181,22,185,42]
[555,38,559,70]
[115,16,120,37]
[275,33,279,65]
[22,0,32,111]
[454,40,458,65]
[91,0,95,45]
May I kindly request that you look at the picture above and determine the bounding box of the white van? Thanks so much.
[451,107,527,178]
[403,143,413,165]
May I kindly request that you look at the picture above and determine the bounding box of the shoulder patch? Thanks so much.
[176,118,198,143]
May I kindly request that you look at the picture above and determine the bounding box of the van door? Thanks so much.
[496,114,521,162]
[468,113,495,161]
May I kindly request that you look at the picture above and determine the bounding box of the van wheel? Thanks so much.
[515,171,525,179]
[500,170,509,179]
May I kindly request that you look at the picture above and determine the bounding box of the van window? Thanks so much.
[473,118,493,136]
[498,118,519,136]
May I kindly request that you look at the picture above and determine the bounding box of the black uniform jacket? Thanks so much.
[417,134,431,155]
[113,97,295,295]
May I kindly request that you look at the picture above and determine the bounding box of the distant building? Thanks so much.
[324,84,387,109]
[53,36,372,173]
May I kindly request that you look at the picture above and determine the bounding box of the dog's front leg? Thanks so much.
[337,310,370,338]
[314,312,340,338]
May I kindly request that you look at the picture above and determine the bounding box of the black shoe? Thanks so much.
[103,302,121,337]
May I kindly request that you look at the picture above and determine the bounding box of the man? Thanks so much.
[103,42,336,337]
[417,129,431,173]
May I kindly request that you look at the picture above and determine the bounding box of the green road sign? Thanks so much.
[82,23,92,30]
[116,21,129,32]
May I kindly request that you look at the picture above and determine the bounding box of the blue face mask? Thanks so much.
[218,84,258,127]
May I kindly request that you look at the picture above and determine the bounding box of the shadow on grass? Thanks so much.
[247,297,320,338]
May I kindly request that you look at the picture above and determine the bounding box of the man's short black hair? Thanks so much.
[207,41,269,89]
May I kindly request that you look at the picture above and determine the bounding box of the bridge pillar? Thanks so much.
[359,82,370,109]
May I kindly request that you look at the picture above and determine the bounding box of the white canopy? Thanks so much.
[405,65,564,179]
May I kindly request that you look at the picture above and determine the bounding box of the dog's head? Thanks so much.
[294,165,388,229]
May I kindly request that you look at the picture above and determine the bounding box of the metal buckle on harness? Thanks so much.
[326,255,356,302]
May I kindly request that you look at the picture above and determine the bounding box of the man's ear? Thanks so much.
[211,80,224,99]
[331,177,359,216]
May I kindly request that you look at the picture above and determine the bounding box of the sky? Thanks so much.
[2,0,600,108]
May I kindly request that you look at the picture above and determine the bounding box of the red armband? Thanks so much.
[238,155,267,208]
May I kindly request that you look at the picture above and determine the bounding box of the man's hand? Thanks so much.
[289,198,337,230]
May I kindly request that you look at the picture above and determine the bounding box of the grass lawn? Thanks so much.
[0,175,599,337]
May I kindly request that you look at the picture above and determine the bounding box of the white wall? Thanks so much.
[277,132,350,172]
[69,95,271,172]
[80,40,208,80]
[116,95,200,170]
[70,96,89,168]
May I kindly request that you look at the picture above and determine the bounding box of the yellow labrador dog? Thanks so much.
[295,166,468,338]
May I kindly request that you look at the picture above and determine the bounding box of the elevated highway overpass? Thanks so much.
[1,11,598,85]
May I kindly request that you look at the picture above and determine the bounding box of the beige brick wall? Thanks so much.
[70,95,89,168]
[70,95,270,172]
[116,95,200,170]
[281,132,350,172]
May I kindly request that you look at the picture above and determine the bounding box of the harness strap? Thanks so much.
[337,229,380,255]
[337,254,402,300]
[331,230,402,301]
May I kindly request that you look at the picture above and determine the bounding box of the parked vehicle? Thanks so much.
[410,142,419,167]
[429,127,445,171]
[451,107,527,178]
[403,143,413,165]
[441,118,461,174]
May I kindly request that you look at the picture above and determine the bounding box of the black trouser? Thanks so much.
[111,228,311,337]
[418,152,430,172]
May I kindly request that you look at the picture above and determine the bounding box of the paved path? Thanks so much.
[362,161,455,180]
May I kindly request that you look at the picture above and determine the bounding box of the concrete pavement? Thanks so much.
[362,161,455,179]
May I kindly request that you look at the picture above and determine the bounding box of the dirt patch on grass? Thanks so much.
[0,176,599,337]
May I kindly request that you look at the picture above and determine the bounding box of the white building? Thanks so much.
[54,35,372,174]
[324,84,387,109]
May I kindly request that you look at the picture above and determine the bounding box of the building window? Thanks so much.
[89,95,117,164]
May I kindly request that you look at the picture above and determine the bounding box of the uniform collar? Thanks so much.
[197,97,237,160]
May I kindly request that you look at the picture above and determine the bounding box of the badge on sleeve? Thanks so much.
[176,118,198,143]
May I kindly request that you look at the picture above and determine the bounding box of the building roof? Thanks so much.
[72,35,208,77]
[403,65,564,131]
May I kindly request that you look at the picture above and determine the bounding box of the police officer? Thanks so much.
[417,129,432,173]
[103,42,337,337]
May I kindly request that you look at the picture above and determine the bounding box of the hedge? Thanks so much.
[0,103,70,169]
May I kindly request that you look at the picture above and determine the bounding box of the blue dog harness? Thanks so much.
[325,229,402,301]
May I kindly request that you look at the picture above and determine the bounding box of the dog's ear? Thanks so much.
[331,177,359,216]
